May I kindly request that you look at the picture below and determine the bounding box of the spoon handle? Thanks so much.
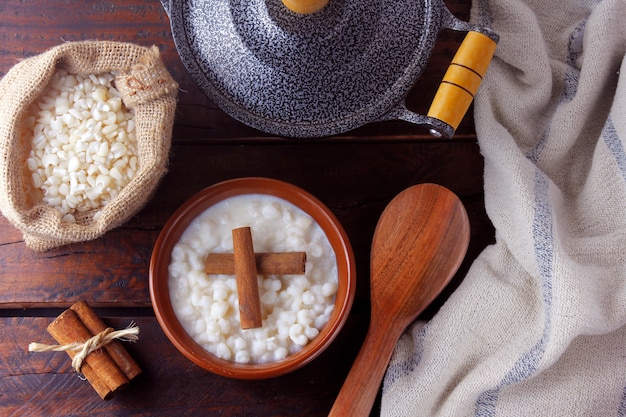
[328,318,402,417]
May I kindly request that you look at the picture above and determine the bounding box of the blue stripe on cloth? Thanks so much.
[525,20,584,164]
[383,323,429,387]
[602,117,626,183]
[472,19,588,415]
[473,168,555,417]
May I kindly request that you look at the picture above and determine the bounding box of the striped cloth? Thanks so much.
[381,0,626,415]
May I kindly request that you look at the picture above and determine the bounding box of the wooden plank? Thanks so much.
[0,140,493,309]
[0,226,155,308]
[0,315,369,417]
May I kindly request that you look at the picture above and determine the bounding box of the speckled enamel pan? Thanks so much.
[161,0,496,138]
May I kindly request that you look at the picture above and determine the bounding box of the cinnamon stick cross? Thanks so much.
[205,227,306,330]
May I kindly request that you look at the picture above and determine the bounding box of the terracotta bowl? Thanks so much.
[149,177,356,379]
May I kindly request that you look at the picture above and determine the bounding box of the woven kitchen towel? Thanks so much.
[381,0,626,416]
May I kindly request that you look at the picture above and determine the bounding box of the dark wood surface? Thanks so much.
[0,1,495,416]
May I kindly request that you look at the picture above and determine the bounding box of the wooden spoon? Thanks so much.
[328,183,470,417]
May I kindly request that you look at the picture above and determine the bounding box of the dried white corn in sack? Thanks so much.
[0,41,178,251]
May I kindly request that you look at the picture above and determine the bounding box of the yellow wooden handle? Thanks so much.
[282,0,328,14]
[427,31,497,132]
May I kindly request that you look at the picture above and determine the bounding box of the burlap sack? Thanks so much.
[0,41,178,251]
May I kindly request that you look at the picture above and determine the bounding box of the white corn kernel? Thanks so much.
[68,156,80,172]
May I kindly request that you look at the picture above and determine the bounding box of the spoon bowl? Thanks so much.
[329,183,470,416]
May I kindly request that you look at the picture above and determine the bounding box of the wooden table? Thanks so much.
[0,1,494,415]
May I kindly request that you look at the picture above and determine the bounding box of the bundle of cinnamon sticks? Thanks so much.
[45,301,142,400]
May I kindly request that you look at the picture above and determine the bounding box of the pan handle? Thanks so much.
[426,30,498,137]
[378,17,498,138]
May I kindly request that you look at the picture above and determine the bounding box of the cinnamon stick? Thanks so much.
[47,309,129,399]
[205,252,306,275]
[70,301,142,381]
[232,227,263,329]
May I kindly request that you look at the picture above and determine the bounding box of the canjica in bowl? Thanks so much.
[150,177,355,379]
